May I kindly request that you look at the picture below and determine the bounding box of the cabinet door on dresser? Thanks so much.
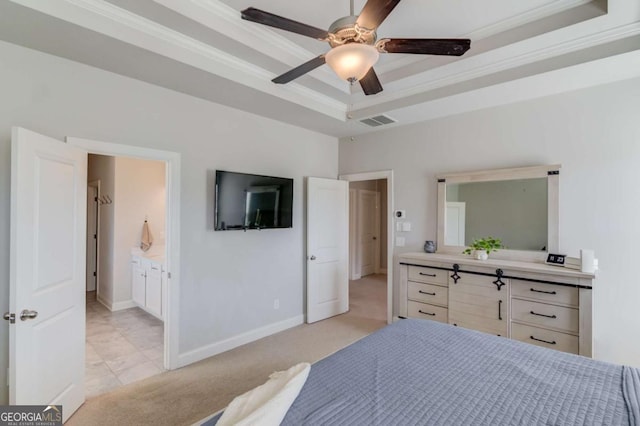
[449,272,509,337]
[510,279,580,354]
[406,265,448,323]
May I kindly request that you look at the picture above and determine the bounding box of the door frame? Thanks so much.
[339,170,393,325]
[67,137,181,370]
[348,188,359,280]
[87,180,100,294]
[356,189,381,277]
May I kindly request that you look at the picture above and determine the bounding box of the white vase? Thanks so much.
[474,250,489,261]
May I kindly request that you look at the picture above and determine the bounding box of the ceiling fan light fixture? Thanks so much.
[325,43,379,82]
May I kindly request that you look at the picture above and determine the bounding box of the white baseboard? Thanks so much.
[97,295,136,312]
[112,300,137,311]
[96,294,112,310]
[176,315,304,368]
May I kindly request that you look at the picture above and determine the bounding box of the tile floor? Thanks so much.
[85,292,165,398]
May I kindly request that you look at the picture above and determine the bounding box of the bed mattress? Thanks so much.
[207,319,639,425]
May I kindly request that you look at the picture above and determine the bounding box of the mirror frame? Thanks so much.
[436,164,560,262]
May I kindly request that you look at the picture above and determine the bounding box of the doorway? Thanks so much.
[86,181,99,294]
[84,154,168,397]
[9,128,180,419]
[340,171,393,324]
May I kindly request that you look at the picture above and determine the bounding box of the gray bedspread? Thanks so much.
[206,319,640,425]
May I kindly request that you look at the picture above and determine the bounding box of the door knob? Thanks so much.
[20,310,38,321]
[309,255,316,260]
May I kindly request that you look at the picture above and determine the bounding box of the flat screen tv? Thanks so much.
[214,170,293,231]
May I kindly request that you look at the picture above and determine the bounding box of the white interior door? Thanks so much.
[306,177,348,323]
[358,190,378,277]
[9,127,87,421]
[86,185,97,292]
[446,201,466,246]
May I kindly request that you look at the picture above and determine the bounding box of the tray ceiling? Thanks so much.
[1,0,640,137]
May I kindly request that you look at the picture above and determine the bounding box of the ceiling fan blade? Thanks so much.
[272,55,326,84]
[356,0,401,30]
[241,8,329,40]
[359,68,383,96]
[377,38,471,56]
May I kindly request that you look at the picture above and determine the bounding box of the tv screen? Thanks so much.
[214,170,293,231]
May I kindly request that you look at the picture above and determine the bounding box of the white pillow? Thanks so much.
[216,362,310,426]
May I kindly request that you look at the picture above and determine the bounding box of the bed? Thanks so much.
[205,319,640,425]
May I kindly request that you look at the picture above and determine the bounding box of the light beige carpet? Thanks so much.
[68,274,387,426]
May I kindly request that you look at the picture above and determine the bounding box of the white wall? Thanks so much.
[340,76,640,368]
[113,157,166,305]
[87,154,116,306]
[0,40,337,403]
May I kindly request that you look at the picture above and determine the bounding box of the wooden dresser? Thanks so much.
[399,253,594,357]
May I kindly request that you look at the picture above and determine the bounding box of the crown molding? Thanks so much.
[153,0,348,93]
[10,0,347,120]
[464,0,594,40]
[350,20,640,113]
[348,49,640,136]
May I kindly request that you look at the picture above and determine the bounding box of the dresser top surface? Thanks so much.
[399,252,595,281]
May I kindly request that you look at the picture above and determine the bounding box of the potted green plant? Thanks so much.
[463,237,503,260]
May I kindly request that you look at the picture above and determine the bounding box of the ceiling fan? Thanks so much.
[241,0,471,95]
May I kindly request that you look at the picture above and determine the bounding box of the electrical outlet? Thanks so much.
[273,299,280,310]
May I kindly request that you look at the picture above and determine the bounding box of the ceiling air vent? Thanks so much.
[359,114,397,127]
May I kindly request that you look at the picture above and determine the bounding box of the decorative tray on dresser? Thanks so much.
[398,253,595,357]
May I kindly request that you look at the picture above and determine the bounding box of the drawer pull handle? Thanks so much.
[419,290,436,296]
[530,310,557,319]
[418,310,436,316]
[530,288,557,295]
[419,272,437,277]
[530,336,556,345]
[498,300,503,320]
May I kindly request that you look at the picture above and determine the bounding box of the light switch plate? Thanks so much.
[395,237,405,246]
[402,222,411,232]
[396,222,403,232]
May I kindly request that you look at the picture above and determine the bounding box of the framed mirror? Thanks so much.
[436,165,560,262]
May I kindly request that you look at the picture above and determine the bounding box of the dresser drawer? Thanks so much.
[408,281,448,306]
[407,301,448,323]
[511,323,579,354]
[408,265,448,285]
[511,279,578,307]
[511,299,578,333]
